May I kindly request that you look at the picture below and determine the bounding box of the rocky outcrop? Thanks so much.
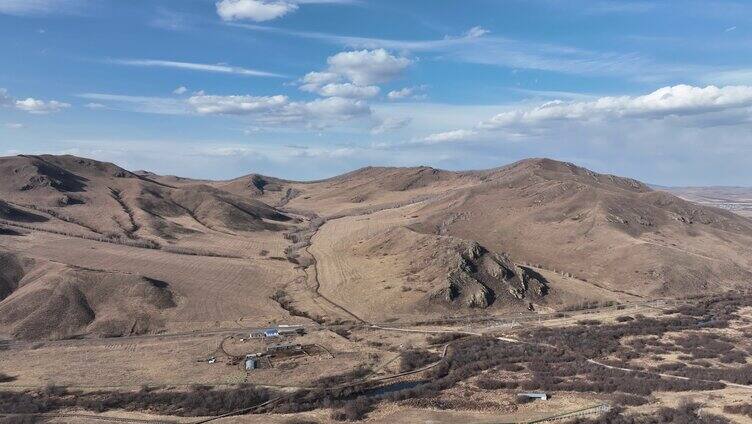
[431,241,548,309]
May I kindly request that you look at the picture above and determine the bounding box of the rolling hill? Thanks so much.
[1,154,751,338]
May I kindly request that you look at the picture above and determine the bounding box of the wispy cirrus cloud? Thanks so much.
[233,24,489,52]
[109,59,287,78]
[233,24,695,80]
[78,93,190,115]
[0,0,87,16]
[77,91,372,127]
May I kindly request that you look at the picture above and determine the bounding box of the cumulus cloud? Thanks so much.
[216,0,298,22]
[301,71,341,86]
[15,98,71,114]
[187,93,371,125]
[298,49,410,101]
[304,96,370,118]
[327,49,411,85]
[188,94,289,115]
[411,84,752,152]
[479,85,752,130]
[387,87,414,100]
[216,0,357,22]
[387,86,427,101]
[464,26,490,38]
[301,82,380,99]
[173,86,188,95]
[1,89,70,114]
[422,129,478,144]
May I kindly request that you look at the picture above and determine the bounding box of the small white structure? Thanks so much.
[519,392,549,401]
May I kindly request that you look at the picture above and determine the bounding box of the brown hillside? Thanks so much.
[407,158,752,297]
[2,154,752,339]
[0,255,177,340]
[0,154,293,240]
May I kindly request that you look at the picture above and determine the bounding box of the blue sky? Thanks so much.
[1,0,752,185]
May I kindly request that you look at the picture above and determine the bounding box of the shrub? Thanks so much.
[399,349,440,372]
[515,395,533,404]
[724,403,752,418]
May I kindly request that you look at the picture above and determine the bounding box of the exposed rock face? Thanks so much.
[432,241,548,309]
[248,174,284,195]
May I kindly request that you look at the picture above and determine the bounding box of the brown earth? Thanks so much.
[1,154,751,341]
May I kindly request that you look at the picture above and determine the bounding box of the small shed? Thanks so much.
[519,392,549,401]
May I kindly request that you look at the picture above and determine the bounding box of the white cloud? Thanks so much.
[464,26,490,38]
[1,88,70,114]
[14,98,70,114]
[216,0,298,22]
[326,49,411,85]
[371,116,411,134]
[422,129,478,144]
[78,93,190,115]
[479,85,752,130]
[298,49,408,100]
[216,0,358,22]
[78,91,371,126]
[301,71,341,86]
[0,0,85,16]
[387,87,414,100]
[84,102,107,110]
[173,86,188,95]
[187,93,370,126]
[301,82,380,98]
[111,59,286,78]
[5,123,24,129]
[188,94,289,115]
[387,86,427,101]
[234,23,489,52]
[304,96,370,118]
